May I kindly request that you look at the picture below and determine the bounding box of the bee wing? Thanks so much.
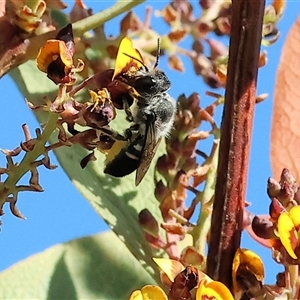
[135,122,161,186]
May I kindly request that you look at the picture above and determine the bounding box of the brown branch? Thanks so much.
[0,24,58,79]
[206,0,265,290]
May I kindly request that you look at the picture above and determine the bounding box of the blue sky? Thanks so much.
[0,1,299,285]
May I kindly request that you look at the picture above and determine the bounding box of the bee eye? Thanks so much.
[134,76,156,94]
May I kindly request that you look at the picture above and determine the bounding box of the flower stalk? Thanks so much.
[0,112,59,207]
[206,0,266,290]
[192,136,220,256]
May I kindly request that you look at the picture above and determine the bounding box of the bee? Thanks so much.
[111,37,171,121]
[104,91,176,186]
[102,37,176,185]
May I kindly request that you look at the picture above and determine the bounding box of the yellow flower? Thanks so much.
[36,24,75,84]
[232,248,264,298]
[278,205,300,259]
[196,279,234,300]
[152,258,234,300]
[129,285,168,300]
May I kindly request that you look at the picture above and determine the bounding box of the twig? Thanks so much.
[0,113,59,204]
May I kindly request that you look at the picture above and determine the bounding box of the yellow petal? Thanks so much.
[129,286,168,300]
[278,212,298,259]
[129,290,143,300]
[141,285,168,300]
[152,258,185,282]
[113,37,144,80]
[196,279,234,300]
[36,40,73,73]
[232,248,264,294]
[288,205,300,228]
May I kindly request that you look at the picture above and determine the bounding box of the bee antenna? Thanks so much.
[123,53,149,71]
[153,38,161,69]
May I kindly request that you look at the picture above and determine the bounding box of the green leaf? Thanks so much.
[10,60,166,282]
[0,231,157,299]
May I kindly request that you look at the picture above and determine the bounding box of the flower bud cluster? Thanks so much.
[151,0,283,89]
[245,168,300,297]
[139,92,222,263]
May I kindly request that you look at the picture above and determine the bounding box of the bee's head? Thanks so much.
[132,69,171,97]
[118,39,171,97]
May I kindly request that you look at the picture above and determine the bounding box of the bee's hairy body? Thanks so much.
[104,92,176,185]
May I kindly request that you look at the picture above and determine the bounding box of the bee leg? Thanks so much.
[128,123,139,132]
[124,123,140,140]
[67,123,80,136]
[123,97,133,122]
[98,126,127,141]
